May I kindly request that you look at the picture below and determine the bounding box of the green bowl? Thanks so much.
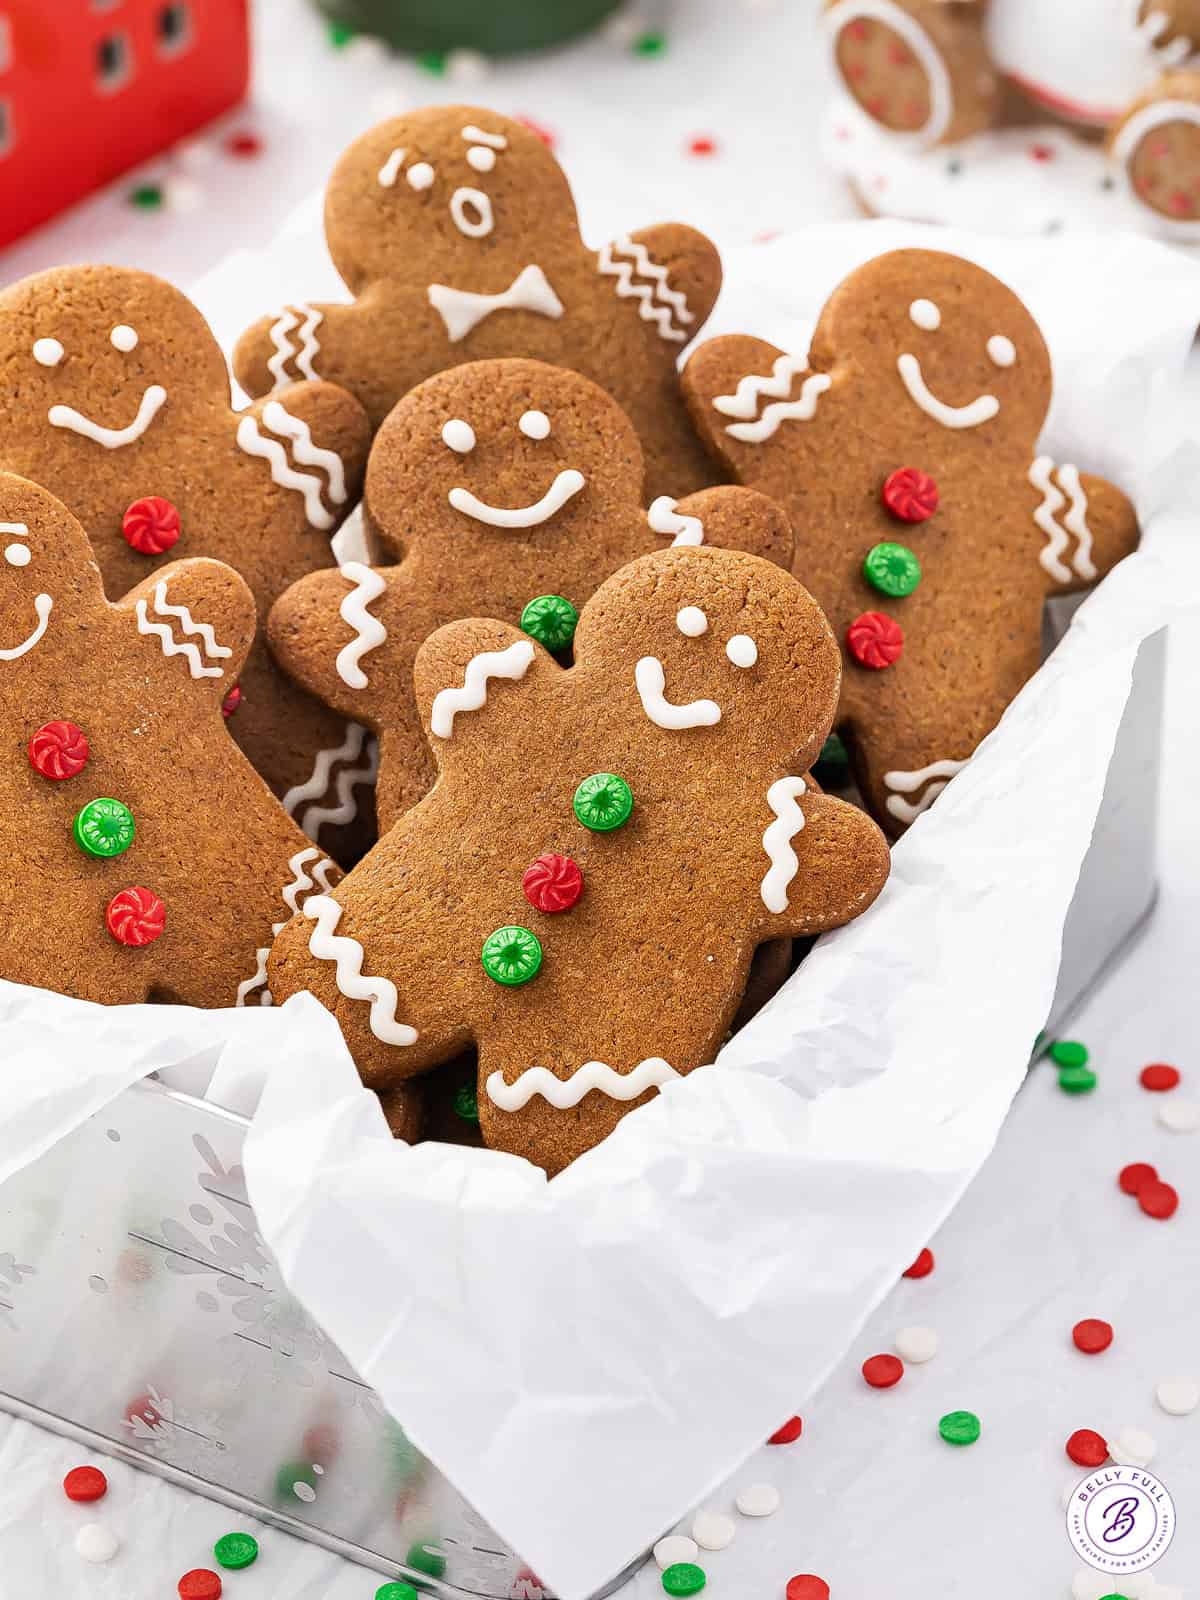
[315,0,621,54]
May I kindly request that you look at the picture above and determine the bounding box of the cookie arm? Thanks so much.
[681,334,827,489]
[116,557,256,699]
[234,301,360,401]
[268,562,403,728]
[755,784,890,940]
[668,486,795,569]
[1030,461,1139,597]
[598,223,722,346]
[235,380,371,538]
[414,618,556,771]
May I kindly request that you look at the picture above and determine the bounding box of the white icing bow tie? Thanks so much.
[427,265,564,342]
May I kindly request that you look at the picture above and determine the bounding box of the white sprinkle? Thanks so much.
[1157,1099,1200,1133]
[75,1523,120,1563]
[894,1324,938,1364]
[1108,1425,1156,1467]
[653,1535,699,1570]
[110,324,139,352]
[441,418,476,453]
[165,176,204,214]
[726,633,758,668]
[691,1510,735,1550]
[33,338,64,367]
[519,409,551,440]
[676,606,708,638]
[446,47,490,82]
[909,298,941,331]
[1156,1376,1199,1416]
[735,1482,780,1518]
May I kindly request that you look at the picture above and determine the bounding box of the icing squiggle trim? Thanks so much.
[236,409,335,530]
[486,1057,680,1112]
[1029,457,1095,583]
[1136,7,1194,66]
[427,265,563,342]
[713,350,810,419]
[896,354,999,430]
[761,776,806,913]
[304,895,418,1046]
[597,237,693,343]
[135,580,230,679]
[283,721,379,840]
[236,947,273,1008]
[647,495,704,547]
[1055,462,1097,581]
[267,303,323,388]
[448,469,585,529]
[634,655,721,730]
[430,640,535,738]
[336,562,388,688]
[49,384,166,450]
[884,758,967,825]
[725,373,831,443]
[0,593,52,661]
[237,846,338,1006]
[261,400,346,505]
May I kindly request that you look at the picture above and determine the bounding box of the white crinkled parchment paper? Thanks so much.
[1,221,1199,1600]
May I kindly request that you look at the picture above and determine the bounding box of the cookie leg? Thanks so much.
[1111,73,1200,234]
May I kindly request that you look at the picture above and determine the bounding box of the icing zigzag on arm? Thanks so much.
[430,640,536,738]
[336,562,388,689]
[760,776,807,912]
[303,895,418,1046]
[597,237,694,343]
[135,581,231,679]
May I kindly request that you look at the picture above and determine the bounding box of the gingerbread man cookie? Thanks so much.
[267,358,793,830]
[0,266,373,857]
[682,249,1139,834]
[267,543,890,1174]
[233,106,722,497]
[0,472,340,1007]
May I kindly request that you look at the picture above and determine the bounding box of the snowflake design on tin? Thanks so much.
[0,1252,35,1334]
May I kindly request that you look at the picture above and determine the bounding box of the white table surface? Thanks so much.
[1,2,1198,1596]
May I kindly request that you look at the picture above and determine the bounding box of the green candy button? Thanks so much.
[521,594,578,652]
[376,1585,420,1600]
[453,1085,479,1122]
[863,541,921,598]
[939,1409,981,1446]
[662,1563,706,1596]
[73,797,135,858]
[1059,1064,1098,1095]
[573,772,633,832]
[1050,1039,1089,1067]
[214,1532,259,1570]
[482,926,543,987]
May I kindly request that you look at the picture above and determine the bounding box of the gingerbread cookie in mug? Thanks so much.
[0,472,339,1007]
[267,358,792,831]
[233,106,722,497]
[0,266,373,859]
[682,248,1139,834]
[823,0,1200,233]
[267,544,890,1175]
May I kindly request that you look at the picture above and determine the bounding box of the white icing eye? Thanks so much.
[676,606,708,638]
[467,145,496,173]
[909,299,941,332]
[450,187,494,238]
[726,634,758,668]
[987,335,1016,368]
[519,410,551,441]
[33,339,64,368]
[441,418,476,454]
[406,162,435,191]
[110,324,139,353]
[3,542,30,567]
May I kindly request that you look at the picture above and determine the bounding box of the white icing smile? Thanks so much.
[448,469,585,528]
[0,592,53,660]
[895,354,998,431]
[48,383,167,449]
[635,655,721,730]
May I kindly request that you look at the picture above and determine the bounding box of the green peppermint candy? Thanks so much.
[1050,1039,1089,1067]
[521,594,578,652]
[376,1585,420,1600]
[1059,1064,1098,1095]
[662,1563,706,1596]
[214,1532,259,1570]
[573,772,633,832]
[481,926,543,987]
[73,797,135,859]
[938,1409,981,1446]
[863,541,921,598]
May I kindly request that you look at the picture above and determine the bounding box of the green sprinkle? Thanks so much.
[1050,1039,1089,1067]
[863,541,921,598]
[1059,1064,1098,1095]
[521,594,578,652]
[214,1532,258,1570]
[662,1563,706,1596]
[633,30,667,55]
[376,1585,420,1600]
[406,1542,447,1579]
[938,1409,981,1446]
[129,184,164,210]
[453,1085,479,1122]
[573,772,634,832]
[417,48,447,75]
[328,21,356,47]
[481,925,542,987]
[73,797,135,859]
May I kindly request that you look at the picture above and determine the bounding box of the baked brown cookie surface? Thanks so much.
[267,544,890,1175]
[0,473,337,1007]
[682,248,1139,835]
[0,266,372,859]
[233,106,722,497]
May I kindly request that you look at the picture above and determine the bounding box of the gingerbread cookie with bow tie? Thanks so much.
[267,358,793,830]
[0,265,373,859]
[0,472,339,1007]
[267,544,890,1174]
[233,105,722,498]
[682,248,1139,833]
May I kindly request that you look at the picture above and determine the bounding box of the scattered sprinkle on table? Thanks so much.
[1050,1040,1089,1067]
[214,1532,258,1570]
[226,131,263,159]
[1155,1376,1199,1416]
[662,1561,706,1595]
[902,1247,934,1278]
[938,1410,981,1446]
[687,135,718,157]
[690,1511,735,1551]
[1140,1062,1181,1091]
[654,1536,699,1570]
[327,20,356,46]
[129,183,165,210]
[1108,1425,1156,1467]
[1066,1428,1109,1467]
[375,1585,420,1600]
[767,1415,803,1444]
[1072,1318,1114,1355]
[63,1465,107,1502]
[75,1523,120,1563]
[894,1325,938,1363]
[634,30,667,55]
[178,1571,222,1600]
[735,1482,780,1518]
[786,1579,831,1600]
[1157,1100,1200,1133]
[1058,1063,1097,1094]
[862,1353,904,1388]
[1138,1178,1180,1219]
[1118,1161,1158,1195]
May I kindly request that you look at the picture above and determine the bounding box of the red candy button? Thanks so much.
[178,1571,222,1600]
[63,1465,107,1503]
[767,1416,803,1445]
[1072,1318,1113,1355]
[902,1247,934,1279]
[882,467,939,523]
[1066,1428,1109,1467]
[221,685,242,719]
[122,496,181,556]
[28,720,89,780]
[846,611,904,669]
[1141,1063,1181,1092]
[522,852,583,914]
[1139,1179,1179,1220]
[786,1580,831,1600]
[862,1353,904,1389]
[106,888,167,948]
[1119,1161,1158,1196]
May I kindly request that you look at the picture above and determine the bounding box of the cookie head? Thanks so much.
[814,249,1052,443]
[325,107,578,293]
[0,475,101,670]
[574,546,841,774]
[366,358,643,551]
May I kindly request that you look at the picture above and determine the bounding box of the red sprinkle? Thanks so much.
[221,685,242,719]
[1119,1161,1158,1196]
[862,1353,904,1389]
[688,134,718,157]
[178,1572,222,1600]
[522,852,583,914]
[1072,1318,1113,1355]
[226,131,262,158]
[28,720,89,780]
[63,1465,108,1503]
[903,1247,934,1279]
[515,114,556,148]
[1030,142,1055,162]
[1066,1428,1109,1468]
[767,1415,803,1445]
[846,611,904,670]
[786,1580,831,1600]
[1140,1063,1181,1092]
[1139,1180,1179,1220]
[121,496,181,556]
[106,888,167,948]
[881,466,938,523]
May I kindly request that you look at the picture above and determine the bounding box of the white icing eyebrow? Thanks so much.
[110,324,138,352]
[33,339,64,367]
[519,409,551,440]
[378,148,406,187]
[726,634,758,668]
[676,606,707,637]
[462,125,507,149]
[406,162,435,190]
[909,299,941,331]
[441,418,476,453]
[467,146,496,173]
[987,335,1016,368]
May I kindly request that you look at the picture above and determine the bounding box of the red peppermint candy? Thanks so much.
[786,1579,830,1600]
[1066,1428,1109,1468]
[862,1353,904,1389]
[1072,1318,1113,1355]
[63,1465,108,1503]
[767,1415,803,1445]
[28,720,89,780]
[221,685,242,719]
[1139,1179,1179,1220]
[882,467,939,523]
[903,1246,934,1279]
[847,611,904,670]
[1118,1161,1157,1196]
[1140,1062,1181,1092]
[522,852,583,914]
[122,496,181,556]
[106,888,167,948]
[178,1571,222,1600]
